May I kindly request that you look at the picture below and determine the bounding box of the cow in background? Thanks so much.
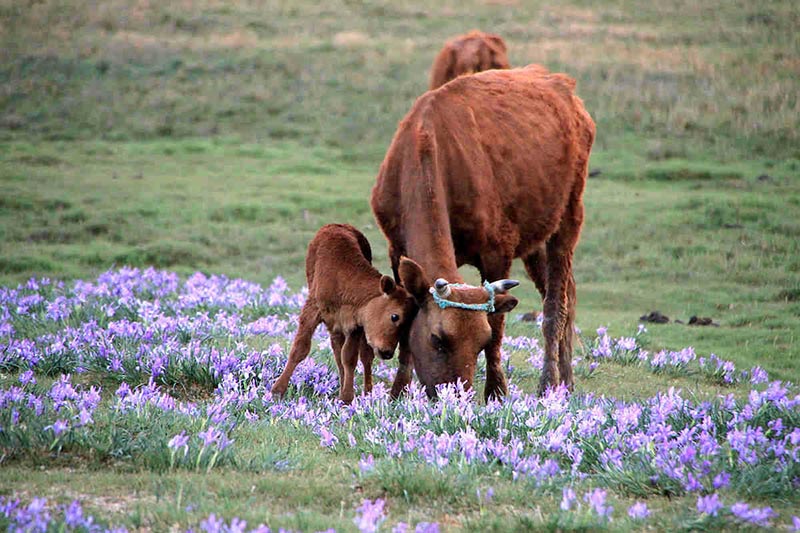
[429,30,510,90]
[372,65,595,399]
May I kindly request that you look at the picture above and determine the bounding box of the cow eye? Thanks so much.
[391,313,400,323]
[431,334,445,352]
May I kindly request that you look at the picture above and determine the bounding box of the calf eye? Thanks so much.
[391,314,400,322]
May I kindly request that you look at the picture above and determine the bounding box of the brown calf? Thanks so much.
[372,65,595,398]
[271,224,418,403]
[429,30,510,90]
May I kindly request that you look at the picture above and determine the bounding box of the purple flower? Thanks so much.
[64,500,91,528]
[359,454,375,473]
[730,502,775,527]
[319,428,338,448]
[168,431,190,451]
[354,498,386,533]
[46,419,69,436]
[712,472,730,489]
[697,493,722,516]
[415,523,439,533]
[560,487,576,511]
[200,513,225,533]
[750,366,768,384]
[198,426,222,448]
[584,488,613,518]
[791,516,800,531]
[627,502,650,520]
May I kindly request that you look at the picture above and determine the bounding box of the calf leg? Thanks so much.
[339,329,362,404]
[271,300,322,397]
[481,255,513,401]
[359,335,375,395]
[330,330,345,387]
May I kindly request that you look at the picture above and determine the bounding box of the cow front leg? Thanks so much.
[390,336,414,399]
[485,313,509,401]
[481,256,513,401]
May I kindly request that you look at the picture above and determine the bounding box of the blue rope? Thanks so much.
[429,280,495,312]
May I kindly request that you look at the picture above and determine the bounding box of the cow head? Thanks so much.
[398,258,519,396]
[361,272,418,361]
[457,32,510,75]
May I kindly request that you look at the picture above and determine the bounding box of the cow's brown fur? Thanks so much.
[429,30,510,90]
[271,224,418,403]
[372,65,595,398]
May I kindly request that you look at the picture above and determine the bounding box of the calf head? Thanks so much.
[398,258,519,397]
[361,269,418,360]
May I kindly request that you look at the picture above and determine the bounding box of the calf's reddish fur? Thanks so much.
[372,65,595,398]
[429,30,510,90]
[271,224,418,403]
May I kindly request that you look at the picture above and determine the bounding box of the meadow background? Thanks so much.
[1,0,799,530]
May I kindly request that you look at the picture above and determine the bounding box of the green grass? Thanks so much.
[1,0,799,530]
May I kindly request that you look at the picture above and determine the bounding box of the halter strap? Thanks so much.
[429,280,495,312]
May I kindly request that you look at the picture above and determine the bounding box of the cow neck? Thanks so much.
[404,202,462,284]
[401,121,462,284]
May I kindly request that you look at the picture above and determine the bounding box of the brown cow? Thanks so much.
[429,30,510,90]
[372,65,595,399]
[271,224,419,403]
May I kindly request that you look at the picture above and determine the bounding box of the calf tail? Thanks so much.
[353,227,373,264]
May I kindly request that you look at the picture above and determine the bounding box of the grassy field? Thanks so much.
[1,0,799,530]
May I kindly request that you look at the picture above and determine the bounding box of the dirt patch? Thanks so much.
[332,31,371,48]
[640,311,670,324]
[688,316,719,327]
[11,154,65,166]
[208,30,258,49]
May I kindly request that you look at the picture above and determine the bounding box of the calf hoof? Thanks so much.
[270,382,287,398]
[339,392,355,404]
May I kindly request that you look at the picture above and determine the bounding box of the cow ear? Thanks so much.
[398,257,428,305]
[380,275,396,295]
[486,34,507,53]
[491,294,519,314]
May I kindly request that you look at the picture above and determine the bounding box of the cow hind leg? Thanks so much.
[481,255,513,401]
[523,245,547,301]
[271,300,322,397]
[558,274,577,391]
[539,213,582,395]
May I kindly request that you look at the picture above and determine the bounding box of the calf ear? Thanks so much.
[398,257,429,305]
[380,275,396,295]
[492,294,519,314]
